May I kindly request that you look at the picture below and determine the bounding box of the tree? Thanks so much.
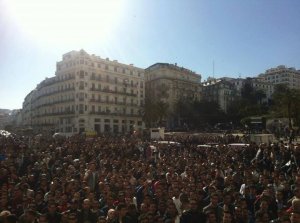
[143,96,169,128]
[271,84,300,128]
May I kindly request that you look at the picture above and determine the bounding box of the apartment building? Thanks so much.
[145,63,202,128]
[249,77,274,102]
[258,65,300,89]
[202,78,235,112]
[222,77,274,102]
[22,50,145,135]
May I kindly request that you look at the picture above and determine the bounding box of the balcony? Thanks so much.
[90,77,140,88]
[90,88,137,97]
[34,87,75,100]
[89,111,141,117]
[35,98,75,108]
[36,110,75,117]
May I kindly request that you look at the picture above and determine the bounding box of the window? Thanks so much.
[79,70,84,78]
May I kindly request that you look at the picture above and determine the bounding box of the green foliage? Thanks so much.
[271,84,300,128]
[174,97,226,129]
[142,96,169,128]
[228,78,269,125]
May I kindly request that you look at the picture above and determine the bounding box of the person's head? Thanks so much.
[148,202,157,214]
[210,193,219,206]
[69,199,79,210]
[166,202,178,217]
[157,201,166,214]
[255,210,269,223]
[189,198,198,212]
[234,206,242,219]
[116,203,127,217]
[259,199,269,211]
[107,209,116,220]
[82,199,90,210]
[223,193,232,205]
[25,209,36,222]
[222,211,232,223]
[206,210,217,223]
[38,214,48,223]
[294,187,300,198]
[140,203,148,213]
[68,213,78,223]
[89,161,96,171]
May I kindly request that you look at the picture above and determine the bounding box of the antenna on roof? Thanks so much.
[213,60,215,78]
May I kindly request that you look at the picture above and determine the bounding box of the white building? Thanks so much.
[22,50,145,135]
[258,65,300,89]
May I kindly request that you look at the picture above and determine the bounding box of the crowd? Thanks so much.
[0,131,300,223]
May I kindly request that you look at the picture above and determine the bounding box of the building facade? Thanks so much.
[249,77,274,102]
[258,65,300,89]
[22,50,145,135]
[202,78,235,113]
[145,63,202,128]
[222,77,274,103]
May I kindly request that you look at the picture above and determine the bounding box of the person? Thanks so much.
[180,198,206,223]
[106,209,117,223]
[84,161,99,192]
[222,211,233,223]
[46,202,62,223]
[114,203,133,223]
[203,193,223,223]
[77,199,97,223]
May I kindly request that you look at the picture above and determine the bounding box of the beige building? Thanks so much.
[258,65,300,89]
[145,63,201,128]
[22,50,145,135]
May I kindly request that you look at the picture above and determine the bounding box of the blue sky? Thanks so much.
[0,0,300,109]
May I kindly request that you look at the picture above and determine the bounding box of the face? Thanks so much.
[208,213,217,223]
[189,199,198,211]
[83,200,90,209]
[223,212,232,223]
[211,195,219,206]
[107,209,116,219]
